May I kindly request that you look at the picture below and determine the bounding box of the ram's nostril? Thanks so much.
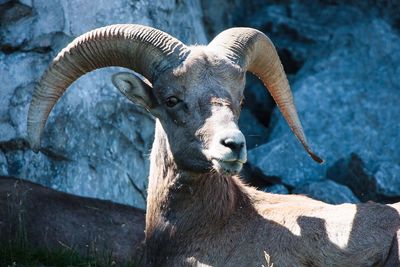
[221,138,234,148]
[221,138,244,153]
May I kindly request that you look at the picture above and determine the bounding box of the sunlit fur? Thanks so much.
[112,46,400,266]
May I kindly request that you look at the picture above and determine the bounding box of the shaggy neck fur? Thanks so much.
[145,120,251,260]
[142,121,400,267]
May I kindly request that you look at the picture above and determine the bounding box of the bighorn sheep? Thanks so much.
[27,24,400,266]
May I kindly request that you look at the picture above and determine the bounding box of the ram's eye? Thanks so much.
[165,96,181,108]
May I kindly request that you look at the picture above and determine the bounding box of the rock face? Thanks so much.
[0,0,207,209]
[244,1,400,203]
[292,180,360,205]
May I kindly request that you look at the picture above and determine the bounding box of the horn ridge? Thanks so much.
[28,24,188,152]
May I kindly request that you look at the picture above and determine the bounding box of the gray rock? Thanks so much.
[0,0,63,50]
[326,154,400,202]
[0,52,49,127]
[1,0,207,52]
[0,0,11,5]
[19,0,32,7]
[243,74,275,129]
[0,122,15,141]
[326,153,379,202]
[248,16,400,200]
[262,184,289,194]
[247,2,365,65]
[239,108,269,149]
[0,1,32,25]
[0,151,7,175]
[248,136,325,187]
[201,0,243,38]
[293,180,360,204]
[374,162,400,198]
[147,0,207,44]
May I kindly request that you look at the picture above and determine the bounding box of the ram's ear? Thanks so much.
[112,72,158,111]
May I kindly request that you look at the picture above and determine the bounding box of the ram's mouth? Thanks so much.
[211,158,244,175]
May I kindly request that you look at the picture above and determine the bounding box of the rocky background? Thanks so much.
[0,0,399,208]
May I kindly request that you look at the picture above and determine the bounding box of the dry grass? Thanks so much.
[261,251,274,267]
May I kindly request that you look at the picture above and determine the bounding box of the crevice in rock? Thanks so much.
[0,138,70,162]
[277,48,304,75]
[0,44,52,55]
[28,46,52,54]
[0,44,21,54]
[0,138,30,152]
[327,153,376,202]
[127,173,146,202]
[240,162,282,189]
[393,18,400,30]
[40,148,70,162]
[0,1,32,24]
[243,74,275,129]
[237,55,308,166]
[327,153,400,203]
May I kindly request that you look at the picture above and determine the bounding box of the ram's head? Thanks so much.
[28,24,322,175]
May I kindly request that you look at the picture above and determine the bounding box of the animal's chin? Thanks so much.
[211,159,243,175]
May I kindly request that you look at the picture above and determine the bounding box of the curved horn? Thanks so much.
[209,28,323,163]
[28,24,189,152]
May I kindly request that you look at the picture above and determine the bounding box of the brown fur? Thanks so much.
[143,120,400,266]
[125,47,400,266]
